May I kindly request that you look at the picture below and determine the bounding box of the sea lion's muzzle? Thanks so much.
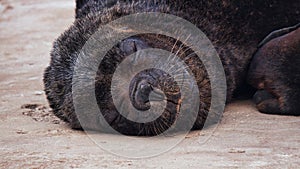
[129,69,170,112]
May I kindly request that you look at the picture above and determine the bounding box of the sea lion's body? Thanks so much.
[44,0,300,135]
[248,25,300,115]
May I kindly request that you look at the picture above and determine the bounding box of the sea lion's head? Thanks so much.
[93,33,211,136]
[44,0,214,136]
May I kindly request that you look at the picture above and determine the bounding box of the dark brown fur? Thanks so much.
[44,0,300,135]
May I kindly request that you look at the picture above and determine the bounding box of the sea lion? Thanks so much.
[44,0,300,135]
[247,24,300,115]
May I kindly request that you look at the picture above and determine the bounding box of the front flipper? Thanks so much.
[253,90,281,114]
[253,90,300,116]
[253,90,275,105]
[256,98,281,115]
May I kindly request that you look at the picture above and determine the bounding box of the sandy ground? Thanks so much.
[0,0,299,168]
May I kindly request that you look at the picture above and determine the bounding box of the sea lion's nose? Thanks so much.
[119,38,149,56]
[131,80,152,111]
[131,80,166,111]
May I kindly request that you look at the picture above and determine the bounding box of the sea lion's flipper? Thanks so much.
[253,90,275,105]
[256,99,282,114]
[258,23,300,48]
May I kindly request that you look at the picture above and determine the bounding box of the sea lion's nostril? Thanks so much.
[119,38,149,56]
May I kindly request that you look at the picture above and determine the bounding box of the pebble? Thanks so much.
[34,91,44,95]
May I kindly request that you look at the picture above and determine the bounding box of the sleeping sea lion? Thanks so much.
[44,0,300,135]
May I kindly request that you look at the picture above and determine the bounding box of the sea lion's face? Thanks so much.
[94,34,211,136]
[45,1,215,136]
